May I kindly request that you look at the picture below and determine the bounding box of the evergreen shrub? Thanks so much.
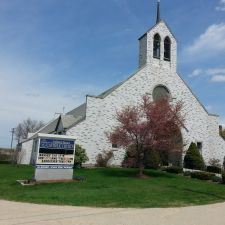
[184,142,205,170]
[74,145,89,168]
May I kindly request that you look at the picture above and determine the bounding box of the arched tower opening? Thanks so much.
[153,33,161,59]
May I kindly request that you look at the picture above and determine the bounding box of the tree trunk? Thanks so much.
[139,164,144,177]
[138,151,144,177]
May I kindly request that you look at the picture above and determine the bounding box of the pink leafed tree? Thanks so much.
[108,95,185,177]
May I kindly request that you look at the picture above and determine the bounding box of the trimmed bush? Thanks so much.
[96,150,114,167]
[144,150,161,169]
[207,166,221,174]
[184,142,205,170]
[74,145,89,168]
[222,172,225,184]
[0,160,10,164]
[165,166,183,174]
[183,171,191,176]
[211,176,222,183]
[190,171,215,180]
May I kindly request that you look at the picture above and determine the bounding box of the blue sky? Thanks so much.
[0,0,225,147]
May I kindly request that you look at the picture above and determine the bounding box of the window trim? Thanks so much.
[152,84,172,102]
[164,36,171,61]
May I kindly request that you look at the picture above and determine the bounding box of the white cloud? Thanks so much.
[189,67,225,82]
[206,68,225,75]
[0,56,102,147]
[188,69,203,77]
[216,0,225,11]
[184,23,225,60]
[211,75,225,82]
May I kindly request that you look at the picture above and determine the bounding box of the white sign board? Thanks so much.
[33,134,76,181]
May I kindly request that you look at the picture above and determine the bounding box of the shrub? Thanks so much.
[207,166,221,174]
[190,171,215,180]
[222,172,225,184]
[211,176,222,183]
[122,145,138,168]
[144,150,161,169]
[96,150,114,167]
[223,156,225,171]
[183,171,191,176]
[0,160,10,164]
[208,158,221,167]
[184,142,205,170]
[74,145,89,168]
[165,166,183,174]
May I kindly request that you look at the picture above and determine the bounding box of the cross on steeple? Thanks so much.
[156,0,161,24]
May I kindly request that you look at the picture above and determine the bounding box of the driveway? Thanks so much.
[0,200,225,225]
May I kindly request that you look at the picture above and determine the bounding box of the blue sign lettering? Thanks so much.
[40,139,75,150]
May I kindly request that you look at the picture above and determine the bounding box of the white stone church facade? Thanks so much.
[20,2,225,166]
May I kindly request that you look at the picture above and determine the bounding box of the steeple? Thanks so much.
[156,0,161,24]
[139,0,177,71]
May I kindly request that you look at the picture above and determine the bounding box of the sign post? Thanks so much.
[31,134,76,181]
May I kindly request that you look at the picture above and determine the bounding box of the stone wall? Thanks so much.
[139,34,147,68]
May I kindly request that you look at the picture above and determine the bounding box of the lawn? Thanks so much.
[0,164,225,208]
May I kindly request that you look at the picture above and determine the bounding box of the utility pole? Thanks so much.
[10,128,15,150]
[10,128,15,164]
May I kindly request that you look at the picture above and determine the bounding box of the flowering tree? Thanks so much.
[108,95,185,177]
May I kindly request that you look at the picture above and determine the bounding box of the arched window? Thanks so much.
[152,85,171,102]
[164,36,171,61]
[153,33,161,59]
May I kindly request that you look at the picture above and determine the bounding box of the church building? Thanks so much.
[20,1,225,166]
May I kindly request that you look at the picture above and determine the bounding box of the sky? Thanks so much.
[0,0,225,148]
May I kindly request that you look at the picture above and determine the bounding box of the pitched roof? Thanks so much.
[27,103,86,138]
[138,20,177,41]
[66,103,86,117]
[38,118,59,134]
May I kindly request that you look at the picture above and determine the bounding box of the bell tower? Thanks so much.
[139,0,177,72]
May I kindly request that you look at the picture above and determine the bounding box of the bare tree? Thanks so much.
[15,118,45,143]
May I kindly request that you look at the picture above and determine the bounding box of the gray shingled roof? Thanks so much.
[97,82,123,99]
[66,103,86,117]
[34,103,86,136]
[39,118,59,134]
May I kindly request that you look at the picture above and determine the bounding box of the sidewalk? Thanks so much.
[0,200,225,225]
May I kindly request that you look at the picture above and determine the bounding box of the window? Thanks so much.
[153,33,161,59]
[164,36,171,61]
[112,144,118,149]
[152,85,171,102]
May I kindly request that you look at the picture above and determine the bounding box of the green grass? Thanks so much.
[0,164,225,208]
